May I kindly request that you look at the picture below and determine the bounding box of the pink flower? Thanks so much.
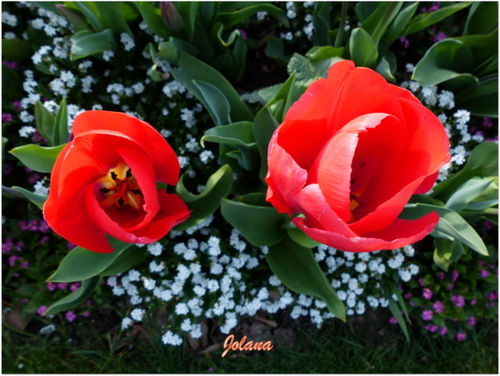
[389,317,398,324]
[433,301,444,313]
[57,283,68,291]
[467,316,476,326]
[36,305,48,316]
[451,295,465,307]
[65,311,77,322]
[422,310,433,321]
[456,332,466,341]
[47,282,57,291]
[440,327,448,335]
[70,282,81,292]
[422,288,433,300]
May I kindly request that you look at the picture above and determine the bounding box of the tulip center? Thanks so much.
[95,162,144,210]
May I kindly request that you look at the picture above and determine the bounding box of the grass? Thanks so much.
[2,312,498,374]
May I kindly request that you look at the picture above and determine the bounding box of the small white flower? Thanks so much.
[161,330,183,346]
[39,324,56,335]
[127,269,141,282]
[147,242,163,256]
[175,302,189,315]
[207,279,219,292]
[199,150,215,164]
[120,32,135,51]
[130,308,145,321]
[143,278,156,291]
[102,50,115,61]
[2,12,18,27]
[19,125,36,137]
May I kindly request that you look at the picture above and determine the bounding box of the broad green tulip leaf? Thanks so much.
[157,37,200,65]
[361,2,403,46]
[434,238,466,272]
[93,2,133,36]
[432,142,498,201]
[217,3,289,28]
[287,225,322,248]
[266,72,298,122]
[382,2,419,43]
[215,23,240,47]
[401,203,489,256]
[56,4,91,32]
[254,107,279,182]
[403,2,472,36]
[193,80,232,126]
[53,97,68,146]
[306,46,344,61]
[73,2,103,32]
[98,246,148,277]
[2,38,32,62]
[412,39,475,87]
[225,145,259,171]
[132,2,170,40]
[312,2,332,46]
[349,28,378,68]
[9,144,65,173]
[201,122,256,148]
[267,237,346,321]
[455,29,498,67]
[176,2,199,42]
[464,2,498,36]
[47,237,134,282]
[34,100,54,145]
[375,56,396,83]
[455,76,498,117]
[70,28,117,60]
[9,186,47,210]
[445,177,497,213]
[388,298,410,342]
[44,276,101,316]
[171,52,253,122]
[174,165,233,231]
[221,193,288,247]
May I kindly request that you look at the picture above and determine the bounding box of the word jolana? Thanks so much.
[221,334,274,357]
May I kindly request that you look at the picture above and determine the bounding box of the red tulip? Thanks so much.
[265,60,450,253]
[44,111,190,253]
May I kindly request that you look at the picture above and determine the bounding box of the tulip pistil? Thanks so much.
[96,162,143,210]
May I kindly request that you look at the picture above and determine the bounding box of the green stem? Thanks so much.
[334,2,348,49]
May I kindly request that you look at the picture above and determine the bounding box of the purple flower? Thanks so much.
[38,220,50,233]
[433,301,444,313]
[488,292,498,301]
[404,292,413,300]
[429,2,441,12]
[399,36,410,49]
[82,311,90,317]
[482,117,493,128]
[37,305,48,316]
[2,113,13,123]
[467,316,476,326]
[2,238,13,254]
[439,327,448,336]
[8,255,22,267]
[418,278,426,287]
[67,242,77,250]
[40,236,50,245]
[65,311,77,322]
[456,332,466,341]
[434,32,446,42]
[3,61,18,69]
[437,272,445,280]
[20,261,29,268]
[389,317,398,325]
[15,241,24,251]
[451,270,460,282]
[240,29,247,40]
[422,288,433,300]
[28,172,41,184]
[422,310,433,321]
[85,299,93,306]
[429,325,439,332]
[451,295,465,307]
[470,299,477,306]
[57,283,68,291]
[47,282,57,291]
[70,282,81,292]
[479,269,490,278]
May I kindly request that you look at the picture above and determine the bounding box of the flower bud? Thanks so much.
[160,2,183,32]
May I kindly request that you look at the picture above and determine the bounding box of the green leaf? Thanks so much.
[349,28,378,68]
[73,2,103,32]
[312,2,332,46]
[193,80,232,126]
[287,225,322,248]
[361,2,403,47]
[157,37,200,65]
[70,28,117,60]
[44,276,101,316]
[403,2,472,36]
[2,38,32,62]
[132,2,170,40]
[287,53,317,88]
[9,186,47,210]
[52,97,68,146]
[221,193,288,247]
[432,142,498,201]
[9,144,65,173]
[254,107,279,182]
[267,237,346,321]
[433,238,466,271]
[382,2,419,44]
[401,203,489,257]
[217,3,289,29]
[2,65,24,103]
[388,298,410,342]
[464,2,498,36]
[34,101,54,145]
[47,237,134,283]
[174,165,234,231]
[171,52,253,122]
[265,36,288,64]
[306,46,344,61]
[455,76,498,117]
[411,39,476,87]
[445,177,496,213]
[98,245,148,277]
[93,2,133,36]
[201,122,256,148]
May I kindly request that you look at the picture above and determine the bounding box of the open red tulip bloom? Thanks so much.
[44,111,190,253]
[266,60,450,253]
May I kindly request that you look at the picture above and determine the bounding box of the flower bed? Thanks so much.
[2,1,498,351]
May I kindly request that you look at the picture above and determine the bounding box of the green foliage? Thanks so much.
[267,237,346,321]
[9,144,66,173]
[44,276,101,316]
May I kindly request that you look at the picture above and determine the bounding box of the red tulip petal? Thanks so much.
[294,211,439,253]
[265,133,308,215]
[73,111,180,186]
[274,118,330,171]
[390,83,422,105]
[284,60,355,125]
[414,170,439,194]
[312,113,398,222]
[131,191,190,242]
[294,184,357,237]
